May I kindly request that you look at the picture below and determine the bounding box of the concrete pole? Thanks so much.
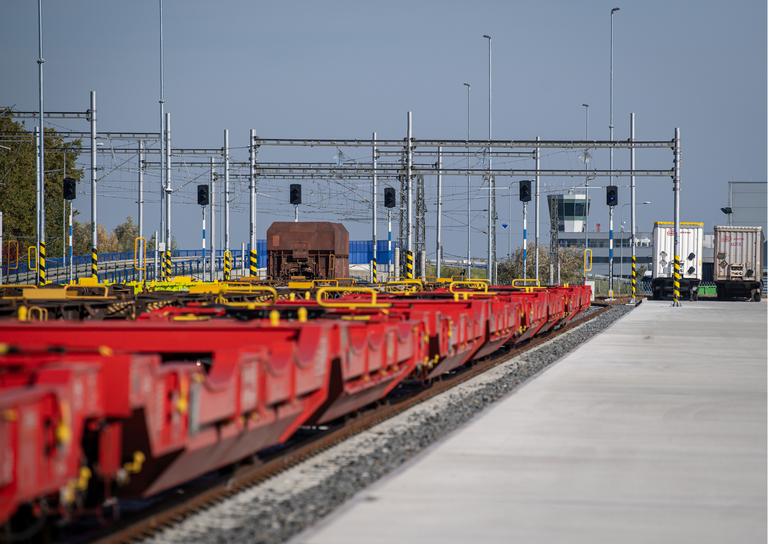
[210,157,216,282]
[90,91,97,280]
[224,129,230,253]
[672,127,682,307]
[630,113,637,303]
[406,112,413,279]
[138,140,144,281]
[159,0,166,248]
[464,82,471,279]
[165,112,171,249]
[436,146,443,279]
[37,0,45,285]
[535,137,540,282]
[372,132,378,282]
[249,129,257,277]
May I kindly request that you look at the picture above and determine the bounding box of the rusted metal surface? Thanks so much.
[267,222,349,280]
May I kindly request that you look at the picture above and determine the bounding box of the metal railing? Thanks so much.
[2,250,248,285]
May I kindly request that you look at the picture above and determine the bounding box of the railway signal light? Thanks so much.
[606,185,618,207]
[63,177,77,200]
[384,187,396,208]
[290,184,302,205]
[197,185,210,206]
[519,180,532,202]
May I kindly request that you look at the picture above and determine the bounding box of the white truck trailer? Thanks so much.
[651,222,703,300]
[713,225,764,302]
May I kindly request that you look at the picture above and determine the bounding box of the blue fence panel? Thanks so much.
[3,240,407,281]
[347,240,399,264]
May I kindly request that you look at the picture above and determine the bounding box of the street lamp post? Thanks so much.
[621,201,650,293]
[608,7,619,298]
[508,183,513,261]
[582,104,590,281]
[463,82,471,279]
[483,34,494,283]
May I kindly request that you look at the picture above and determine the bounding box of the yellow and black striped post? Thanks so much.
[673,255,681,305]
[38,241,46,285]
[249,249,258,277]
[372,259,377,283]
[405,251,414,279]
[224,251,232,281]
[630,254,637,302]
[91,247,98,280]
[165,250,172,279]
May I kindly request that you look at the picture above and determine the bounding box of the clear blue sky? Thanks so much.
[2,0,766,260]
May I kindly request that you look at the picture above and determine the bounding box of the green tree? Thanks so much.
[0,110,83,263]
[72,220,120,255]
[497,243,586,285]
[113,216,139,252]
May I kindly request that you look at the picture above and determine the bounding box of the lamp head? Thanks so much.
[483,34,491,39]
[612,7,620,13]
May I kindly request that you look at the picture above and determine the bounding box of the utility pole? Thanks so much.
[224,130,230,255]
[406,112,413,279]
[36,0,46,285]
[250,129,258,277]
[164,112,172,278]
[138,140,144,282]
[436,147,443,279]
[210,157,216,281]
[372,132,378,282]
[535,137,540,281]
[90,91,97,280]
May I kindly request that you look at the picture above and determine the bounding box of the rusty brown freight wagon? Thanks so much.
[267,222,349,280]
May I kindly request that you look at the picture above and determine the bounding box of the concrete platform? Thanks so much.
[292,301,767,544]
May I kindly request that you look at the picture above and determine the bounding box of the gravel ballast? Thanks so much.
[144,303,635,544]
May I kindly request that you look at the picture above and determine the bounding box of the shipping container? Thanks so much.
[650,222,703,300]
[712,225,764,301]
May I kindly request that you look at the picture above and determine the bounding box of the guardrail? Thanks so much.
[2,251,248,285]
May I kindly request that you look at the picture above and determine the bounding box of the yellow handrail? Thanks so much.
[216,285,278,306]
[449,281,489,293]
[385,279,423,293]
[316,287,391,309]
[511,278,540,287]
[28,246,38,271]
[584,249,593,272]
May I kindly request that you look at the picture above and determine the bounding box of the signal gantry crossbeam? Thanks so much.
[249,132,677,283]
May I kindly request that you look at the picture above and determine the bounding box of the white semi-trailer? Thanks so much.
[713,225,764,302]
[651,222,703,300]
